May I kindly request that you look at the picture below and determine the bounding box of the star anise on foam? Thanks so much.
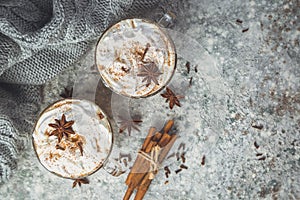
[48,114,75,143]
[137,62,162,87]
[118,116,143,136]
[161,87,184,109]
[72,178,89,188]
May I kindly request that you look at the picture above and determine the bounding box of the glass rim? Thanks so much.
[32,98,114,180]
[94,18,177,99]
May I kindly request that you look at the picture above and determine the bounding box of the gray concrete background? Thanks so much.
[0,0,299,199]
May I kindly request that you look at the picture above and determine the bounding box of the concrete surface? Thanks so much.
[0,0,299,199]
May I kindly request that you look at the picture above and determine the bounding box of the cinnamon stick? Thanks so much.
[144,140,156,153]
[145,132,162,152]
[162,120,174,133]
[125,151,153,185]
[157,133,171,147]
[134,134,178,200]
[158,134,177,163]
[124,133,161,200]
[123,186,135,200]
[152,132,163,142]
[126,130,159,183]
[124,130,157,200]
[134,173,152,200]
[124,120,176,200]
[141,127,156,151]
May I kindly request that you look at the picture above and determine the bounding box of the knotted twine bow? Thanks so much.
[138,145,161,179]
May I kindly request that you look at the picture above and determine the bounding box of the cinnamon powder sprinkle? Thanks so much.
[180,152,186,163]
[164,166,171,174]
[164,166,171,178]
[77,141,84,156]
[236,19,243,23]
[252,124,263,130]
[178,143,186,151]
[176,152,180,161]
[242,28,249,32]
[201,155,206,165]
[55,144,65,151]
[258,156,266,161]
[189,77,193,87]
[121,66,130,73]
[165,172,169,178]
[180,164,188,169]
[185,61,191,74]
[167,152,175,159]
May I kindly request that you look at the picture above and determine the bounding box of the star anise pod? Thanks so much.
[48,114,75,143]
[161,87,184,109]
[118,116,143,136]
[137,62,162,87]
[72,178,89,188]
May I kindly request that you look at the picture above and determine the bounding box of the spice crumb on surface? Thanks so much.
[236,19,243,23]
[201,155,206,166]
[242,28,249,32]
[180,164,188,169]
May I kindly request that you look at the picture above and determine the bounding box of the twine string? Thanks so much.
[138,145,161,179]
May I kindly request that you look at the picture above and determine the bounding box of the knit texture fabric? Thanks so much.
[0,0,159,183]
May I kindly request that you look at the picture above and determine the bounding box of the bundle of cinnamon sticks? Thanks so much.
[123,120,177,200]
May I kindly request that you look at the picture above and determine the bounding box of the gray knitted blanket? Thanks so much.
[0,0,160,183]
